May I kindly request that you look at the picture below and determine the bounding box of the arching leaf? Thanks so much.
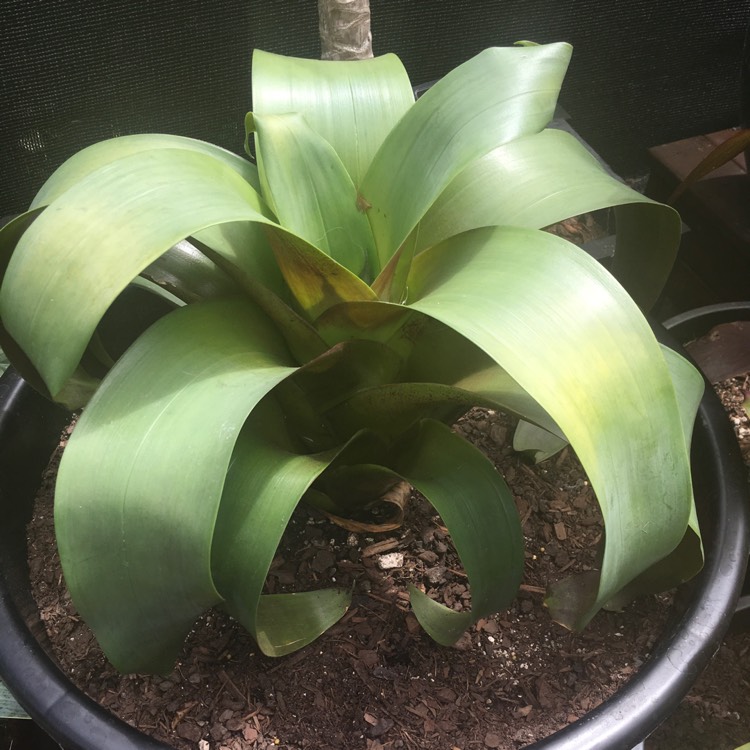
[213,397,352,657]
[413,128,680,309]
[249,112,377,279]
[1,149,272,395]
[31,133,261,207]
[407,225,698,628]
[394,420,523,644]
[251,49,414,186]
[55,299,297,673]
[361,43,572,273]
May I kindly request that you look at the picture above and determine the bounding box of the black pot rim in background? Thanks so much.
[663,300,750,633]
[662,300,750,342]
[0,316,748,750]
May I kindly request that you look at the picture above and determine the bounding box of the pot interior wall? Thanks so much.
[0,372,68,621]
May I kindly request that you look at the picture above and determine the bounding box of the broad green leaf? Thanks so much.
[273,339,403,451]
[255,591,351,656]
[249,112,377,279]
[6,136,290,342]
[0,212,51,392]
[609,202,682,311]
[407,225,696,628]
[513,420,568,462]
[315,300,417,355]
[31,133,261,207]
[360,43,572,272]
[0,346,7,376]
[0,210,44,280]
[265,227,377,322]
[662,345,704,489]
[0,148,273,396]
[189,221,288,301]
[213,398,351,657]
[414,128,661,244]
[562,345,705,616]
[328,382,497,439]
[451,367,562,436]
[55,299,297,673]
[25,132,290,307]
[394,420,523,644]
[251,50,414,186]
[413,128,681,309]
[315,299,562,436]
[398,313,561,434]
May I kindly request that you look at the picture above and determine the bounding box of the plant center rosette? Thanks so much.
[0,42,703,675]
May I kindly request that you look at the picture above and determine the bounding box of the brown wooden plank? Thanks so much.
[647,129,750,314]
[649,130,745,183]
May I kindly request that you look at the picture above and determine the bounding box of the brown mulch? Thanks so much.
[28,406,673,750]
[544,212,608,245]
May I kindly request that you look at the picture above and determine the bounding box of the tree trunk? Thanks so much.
[318,0,373,60]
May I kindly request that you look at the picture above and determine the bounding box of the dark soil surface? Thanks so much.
[21,377,750,750]
[16,235,750,750]
[27,407,674,750]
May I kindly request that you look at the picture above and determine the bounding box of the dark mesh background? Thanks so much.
[2,0,749,216]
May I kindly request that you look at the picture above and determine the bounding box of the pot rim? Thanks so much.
[662,300,750,341]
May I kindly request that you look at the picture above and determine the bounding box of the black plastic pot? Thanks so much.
[0,317,748,749]
[663,301,750,633]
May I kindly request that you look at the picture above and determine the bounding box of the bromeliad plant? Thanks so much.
[0,42,704,675]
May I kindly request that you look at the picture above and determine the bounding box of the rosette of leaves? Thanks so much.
[0,42,704,674]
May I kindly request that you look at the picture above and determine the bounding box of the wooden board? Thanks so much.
[0,678,29,720]
[647,129,750,315]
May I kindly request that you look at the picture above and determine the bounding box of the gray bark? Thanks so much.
[318,0,373,60]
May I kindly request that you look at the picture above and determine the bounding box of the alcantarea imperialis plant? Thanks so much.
[0,42,705,675]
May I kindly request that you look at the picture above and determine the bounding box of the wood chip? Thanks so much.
[242,726,259,742]
[362,538,400,557]
[484,731,503,747]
